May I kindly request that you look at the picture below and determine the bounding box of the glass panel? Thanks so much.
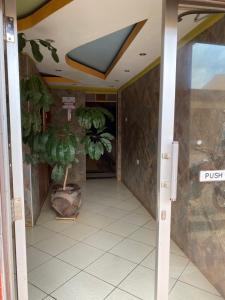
[171,14,225,299]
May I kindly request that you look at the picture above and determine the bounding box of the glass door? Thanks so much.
[169,2,225,299]
[0,0,28,299]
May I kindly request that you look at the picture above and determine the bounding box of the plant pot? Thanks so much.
[51,183,82,217]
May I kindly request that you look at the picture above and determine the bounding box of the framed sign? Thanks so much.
[199,170,225,182]
[62,97,76,121]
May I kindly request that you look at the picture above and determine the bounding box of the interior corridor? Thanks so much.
[26,179,223,300]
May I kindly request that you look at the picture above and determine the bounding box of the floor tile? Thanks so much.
[27,179,223,300]
[129,228,156,246]
[106,288,140,300]
[42,219,75,233]
[62,222,98,241]
[119,266,176,300]
[84,230,123,251]
[28,283,47,300]
[28,258,79,294]
[99,207,129,219]
[85,253,136,286]
[81,201,108,214]
[26,226,57,245]
[57,242,104,269]
[52,271,113,300]
[170,240,187,257]
[34,234,77,256]
[141,250,189,279]
[107,200,140,211]
[122,213,151,226]
[36,210,56,225]
[143,220,156,230]
[105,220,140,237]
[135,207,151,216]
[27,247,51,272]
[110,238,153,264]
[169,281,222,300]
[179,262,221,296]
[77,211,116,228]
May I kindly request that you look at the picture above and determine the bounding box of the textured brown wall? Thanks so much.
[121,66,160,216]
[50,89,86,185]
[121,16,225,297]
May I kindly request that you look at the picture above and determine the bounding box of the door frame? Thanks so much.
[0,0,28,299]
[0,0,224,299]
[155,1,178,299]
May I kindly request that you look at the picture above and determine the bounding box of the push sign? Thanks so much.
[199,170,225,182]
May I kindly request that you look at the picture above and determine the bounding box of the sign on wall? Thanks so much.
[199,170,225,182]
[62,96,76,121]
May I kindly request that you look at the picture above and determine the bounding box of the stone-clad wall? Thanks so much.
[121,16,225,297]
[121,66,160,216]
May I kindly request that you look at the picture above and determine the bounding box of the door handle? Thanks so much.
[170,141,179,202]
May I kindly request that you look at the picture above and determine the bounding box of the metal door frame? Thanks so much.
[0,0,28,299]
[1,0,225,299]
[155,1,178,299]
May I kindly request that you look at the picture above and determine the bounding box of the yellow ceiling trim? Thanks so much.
[65,19,147,80]
[105,19,147,77]
[65,56,106,80]
[50,85,118,94]
[18,0,73,31]
[119,13,224,92]
[42,76,79,84]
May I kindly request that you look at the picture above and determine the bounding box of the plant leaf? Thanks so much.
[18,33,26,53]
[51,165,64,182]
[51,48,59,63]
[30,40,43,62]
[100,137,112,152]
[100,132,114,140]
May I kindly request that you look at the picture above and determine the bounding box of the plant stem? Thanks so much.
[63,166,69,191]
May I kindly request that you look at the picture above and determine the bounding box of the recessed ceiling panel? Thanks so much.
[17,0,49,19]
[67,24,135,73]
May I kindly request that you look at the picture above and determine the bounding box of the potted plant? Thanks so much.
[18,33,115,218]
[25,106,114,217]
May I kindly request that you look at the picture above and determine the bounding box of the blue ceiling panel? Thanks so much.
[67,24,135,73]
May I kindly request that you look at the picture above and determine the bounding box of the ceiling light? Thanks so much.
[139,52,147,56]
[124,69,130,73]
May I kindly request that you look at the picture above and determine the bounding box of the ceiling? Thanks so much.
[17,0,209,90]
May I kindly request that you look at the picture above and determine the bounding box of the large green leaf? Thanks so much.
[100,132,114,140]
[18,33,26,53]
[30,40,43,62]
[100,137,112,152]
[51,48,59,63]
[51,165,64,182]
[57,142,66,164]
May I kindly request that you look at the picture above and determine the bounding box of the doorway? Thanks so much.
[86,100,117,179]
[1,0,225,300]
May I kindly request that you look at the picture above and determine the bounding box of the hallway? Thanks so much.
[26,179,223,300]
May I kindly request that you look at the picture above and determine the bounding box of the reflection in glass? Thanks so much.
[192,43,225,89]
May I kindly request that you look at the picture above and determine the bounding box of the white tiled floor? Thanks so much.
[27,179,224,300]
